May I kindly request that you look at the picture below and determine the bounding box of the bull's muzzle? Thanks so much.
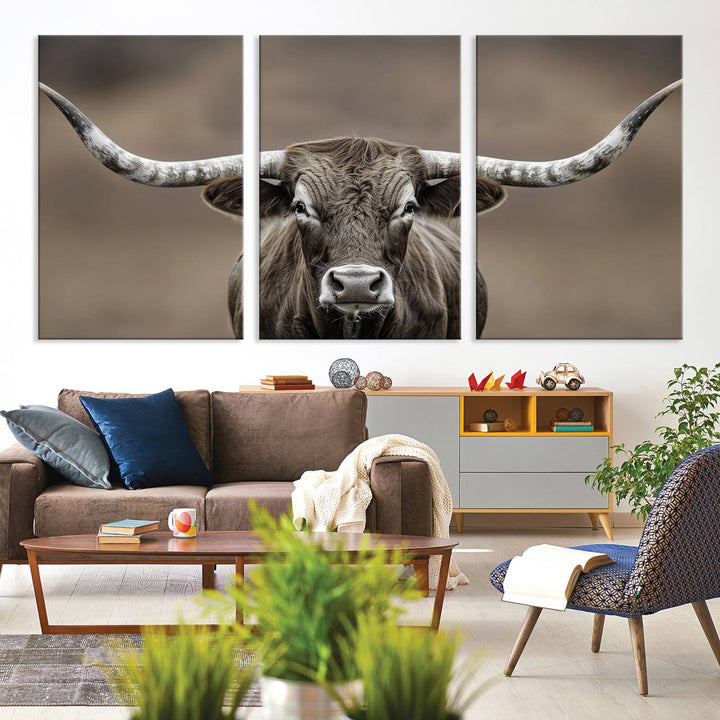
[319,264,394,315]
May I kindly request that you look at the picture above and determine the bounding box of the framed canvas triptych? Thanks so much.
[38,35,681,340]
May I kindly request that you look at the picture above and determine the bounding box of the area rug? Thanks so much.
[0,634,261,707]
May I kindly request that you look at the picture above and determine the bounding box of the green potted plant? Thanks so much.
[103,622,257,720]
[220,503,416,720]
[587,363,720,519]
[326,615,493,720]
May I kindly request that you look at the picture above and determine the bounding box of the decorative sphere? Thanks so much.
[330,371,354,389]
[329,358,360,388]
[483,409,498,423]
[353,375,367,390]
[556,407,570,421]
[382,376,393,390]
[503,417,518,432]
[366,371,384,391]
[569,407,585,421]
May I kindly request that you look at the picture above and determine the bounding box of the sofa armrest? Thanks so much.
[368,455,432,536]
[0,444,55,561]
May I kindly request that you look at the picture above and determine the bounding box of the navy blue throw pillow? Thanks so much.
[79,389,213,490]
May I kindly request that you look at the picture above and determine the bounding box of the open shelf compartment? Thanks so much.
[535,394,610,434]
[461,395,534,435]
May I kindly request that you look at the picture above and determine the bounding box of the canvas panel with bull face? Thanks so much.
[243,36,461,340]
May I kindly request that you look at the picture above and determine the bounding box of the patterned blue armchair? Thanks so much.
[489,444,720,695]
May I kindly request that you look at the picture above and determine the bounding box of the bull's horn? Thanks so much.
[259,150,286,178]
[476,79,682,187]
[39,82,245,187]
[419,150,461,178]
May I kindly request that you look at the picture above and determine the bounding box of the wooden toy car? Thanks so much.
[537,363,585,391]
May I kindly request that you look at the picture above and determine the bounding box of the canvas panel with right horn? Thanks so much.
[475,35,682,339]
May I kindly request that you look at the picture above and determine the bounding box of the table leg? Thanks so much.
[26,550,50,634]
[202,564,215,590]
[235,556,245,624]
[430,550,452,631]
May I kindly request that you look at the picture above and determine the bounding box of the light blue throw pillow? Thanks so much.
[0,405,111,489]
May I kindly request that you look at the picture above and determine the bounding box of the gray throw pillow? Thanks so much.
[1,405,111,489]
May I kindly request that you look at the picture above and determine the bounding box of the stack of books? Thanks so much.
[260,375,315,390]
[467,421,505,432]
[551,421,595,433]
[97,519,159,544]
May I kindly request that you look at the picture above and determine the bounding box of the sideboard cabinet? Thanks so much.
[365,387,613,539]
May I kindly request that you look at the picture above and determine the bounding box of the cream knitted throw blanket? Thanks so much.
[291,434,468,590]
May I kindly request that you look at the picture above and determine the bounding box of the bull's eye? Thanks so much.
[403,201,417,217]
[293,201,308,216]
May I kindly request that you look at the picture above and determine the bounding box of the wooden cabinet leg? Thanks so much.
[597,513,613,541]
[588,513,599,531]
[628,616,648,696]
[454,512,464,534]
[504,606,542,677]
[411,558,430,597]
[202,564,215,590]
[591,614,605,653]
[692,600,720,665]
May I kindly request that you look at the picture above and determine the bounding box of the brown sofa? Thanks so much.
[0,388,432,570]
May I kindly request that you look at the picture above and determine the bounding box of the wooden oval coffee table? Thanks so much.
[21,531,457,634]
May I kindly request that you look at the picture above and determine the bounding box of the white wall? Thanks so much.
[1,0,719,475]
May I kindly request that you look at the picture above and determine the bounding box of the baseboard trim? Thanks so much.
[451,512,643,531]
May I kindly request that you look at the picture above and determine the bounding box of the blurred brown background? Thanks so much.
[260,36,459,152]
[39,36,243,339]
[476,36,682,339]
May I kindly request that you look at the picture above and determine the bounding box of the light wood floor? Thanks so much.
[1,527,718,719]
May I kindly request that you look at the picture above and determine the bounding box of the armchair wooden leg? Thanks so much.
[504,606,542,677]
[202,564,215,590]
[411,559,430,597]
[591,614,605,653]
[628,616,648,696]
[692,600,720,665]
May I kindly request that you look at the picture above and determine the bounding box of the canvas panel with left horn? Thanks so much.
[38,36,244,339]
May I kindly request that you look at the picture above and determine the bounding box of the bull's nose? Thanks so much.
[319,264,394,309]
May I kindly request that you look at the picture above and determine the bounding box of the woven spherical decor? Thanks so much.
[329,358,360,388]
[365,371,384,391]
[483,409,498,423]
[570,407,585,421]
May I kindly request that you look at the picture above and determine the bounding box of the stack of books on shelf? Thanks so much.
[467,421,505,432]
[96,519,159,544]
[550,420,594,433]
[260,375,315,391]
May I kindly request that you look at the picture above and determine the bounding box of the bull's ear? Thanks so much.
[259,179,293,218]
[418,176,461,217]
[202,176,244,217]
[477,177,507,216]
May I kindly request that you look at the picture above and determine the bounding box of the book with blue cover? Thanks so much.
[99,519,159,535]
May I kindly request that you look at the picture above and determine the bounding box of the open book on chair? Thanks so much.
[502,544,614,611]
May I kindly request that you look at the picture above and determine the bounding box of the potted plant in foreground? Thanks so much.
[103,622,257,720]
[219,503,416,720]
[587,363,720,519]
[326,615,493,720]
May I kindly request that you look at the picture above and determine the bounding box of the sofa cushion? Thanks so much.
[205,482,295,530]
[0,405,111,489]
[79,389,213,490]
[58,389,212,471]
[34,482,208,536]
[211,389,367,483]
